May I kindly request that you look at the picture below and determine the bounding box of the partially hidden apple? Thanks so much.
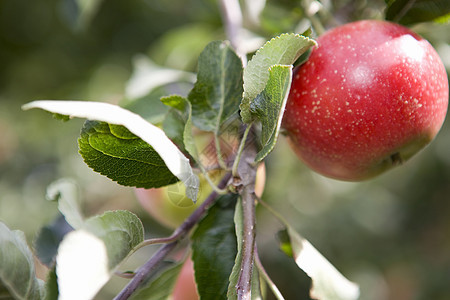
[172,257,199,300]
[135,132,266,228]
[135,163,265,229]
[282,20,449,181]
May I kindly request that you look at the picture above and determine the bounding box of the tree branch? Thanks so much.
[234,128,258,300]
[114,173,232,300]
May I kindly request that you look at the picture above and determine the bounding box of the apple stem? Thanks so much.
[114,172,232,300]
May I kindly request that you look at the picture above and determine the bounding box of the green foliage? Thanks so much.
[83,210,144,269]
[279,226,359,300]
[46,179,84,229]
[129,261,183,300]
[251,65,293,162]
[188,41,243,132]
[56,210,144,299]
[161,95,198,161]
[240,33,316,124]
[0,222,44,300]
[79,120,179,188]
[385,0,450,25]
[191,194,239,299]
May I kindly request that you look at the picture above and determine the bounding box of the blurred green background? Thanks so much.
[1,0,449,299]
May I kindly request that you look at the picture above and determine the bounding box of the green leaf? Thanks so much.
[22,100,199,201]
[128,261,184,300]
[227,198,262,300]
[240,33,316,123]
[251,65,292,162]
[385,0,450,25]
[79,120,179,189]
[188,41,244,132]
[0,222,45,300]
[56,210,144,299]
[46,179,84,229]
[162,95,199,162]
[191,194,239,299]
[83,210,144,269]
[34,217,73,267]
[163,108,188,153]
[281,226,360,300]
[43,268,58,300]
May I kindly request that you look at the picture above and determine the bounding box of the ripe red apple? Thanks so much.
[282,20,448,181]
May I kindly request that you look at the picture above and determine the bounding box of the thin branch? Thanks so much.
[255,247,285,300]
[236,186,256,300]
[114,173,232,300]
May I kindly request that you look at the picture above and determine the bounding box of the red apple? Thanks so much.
[282,20,448,181]
[172,257,199,300]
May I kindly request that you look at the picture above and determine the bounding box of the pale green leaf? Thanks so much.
[56,210,144,300]
[126,55,196,99]
[161,95,198,161]
[285,227,360,300]
[46,179,84,229]
[83,210,144,269]
[0,222,45,300]
[251,65,292,162]
[240,33,316,123]
[22,100,199,201]
[188,41,243,132]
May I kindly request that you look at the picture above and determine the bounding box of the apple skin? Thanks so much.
[172,257,199,300]
[282,20,449,181]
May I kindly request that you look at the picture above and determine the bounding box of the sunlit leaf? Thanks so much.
[282,227,360,300]
[22,100,199,201]
[56,210,144,300]
[240,33,316,123]
[46,178,84,229]
[161,95,198,161]
[0,222,45,300]
[126,55,196,99]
